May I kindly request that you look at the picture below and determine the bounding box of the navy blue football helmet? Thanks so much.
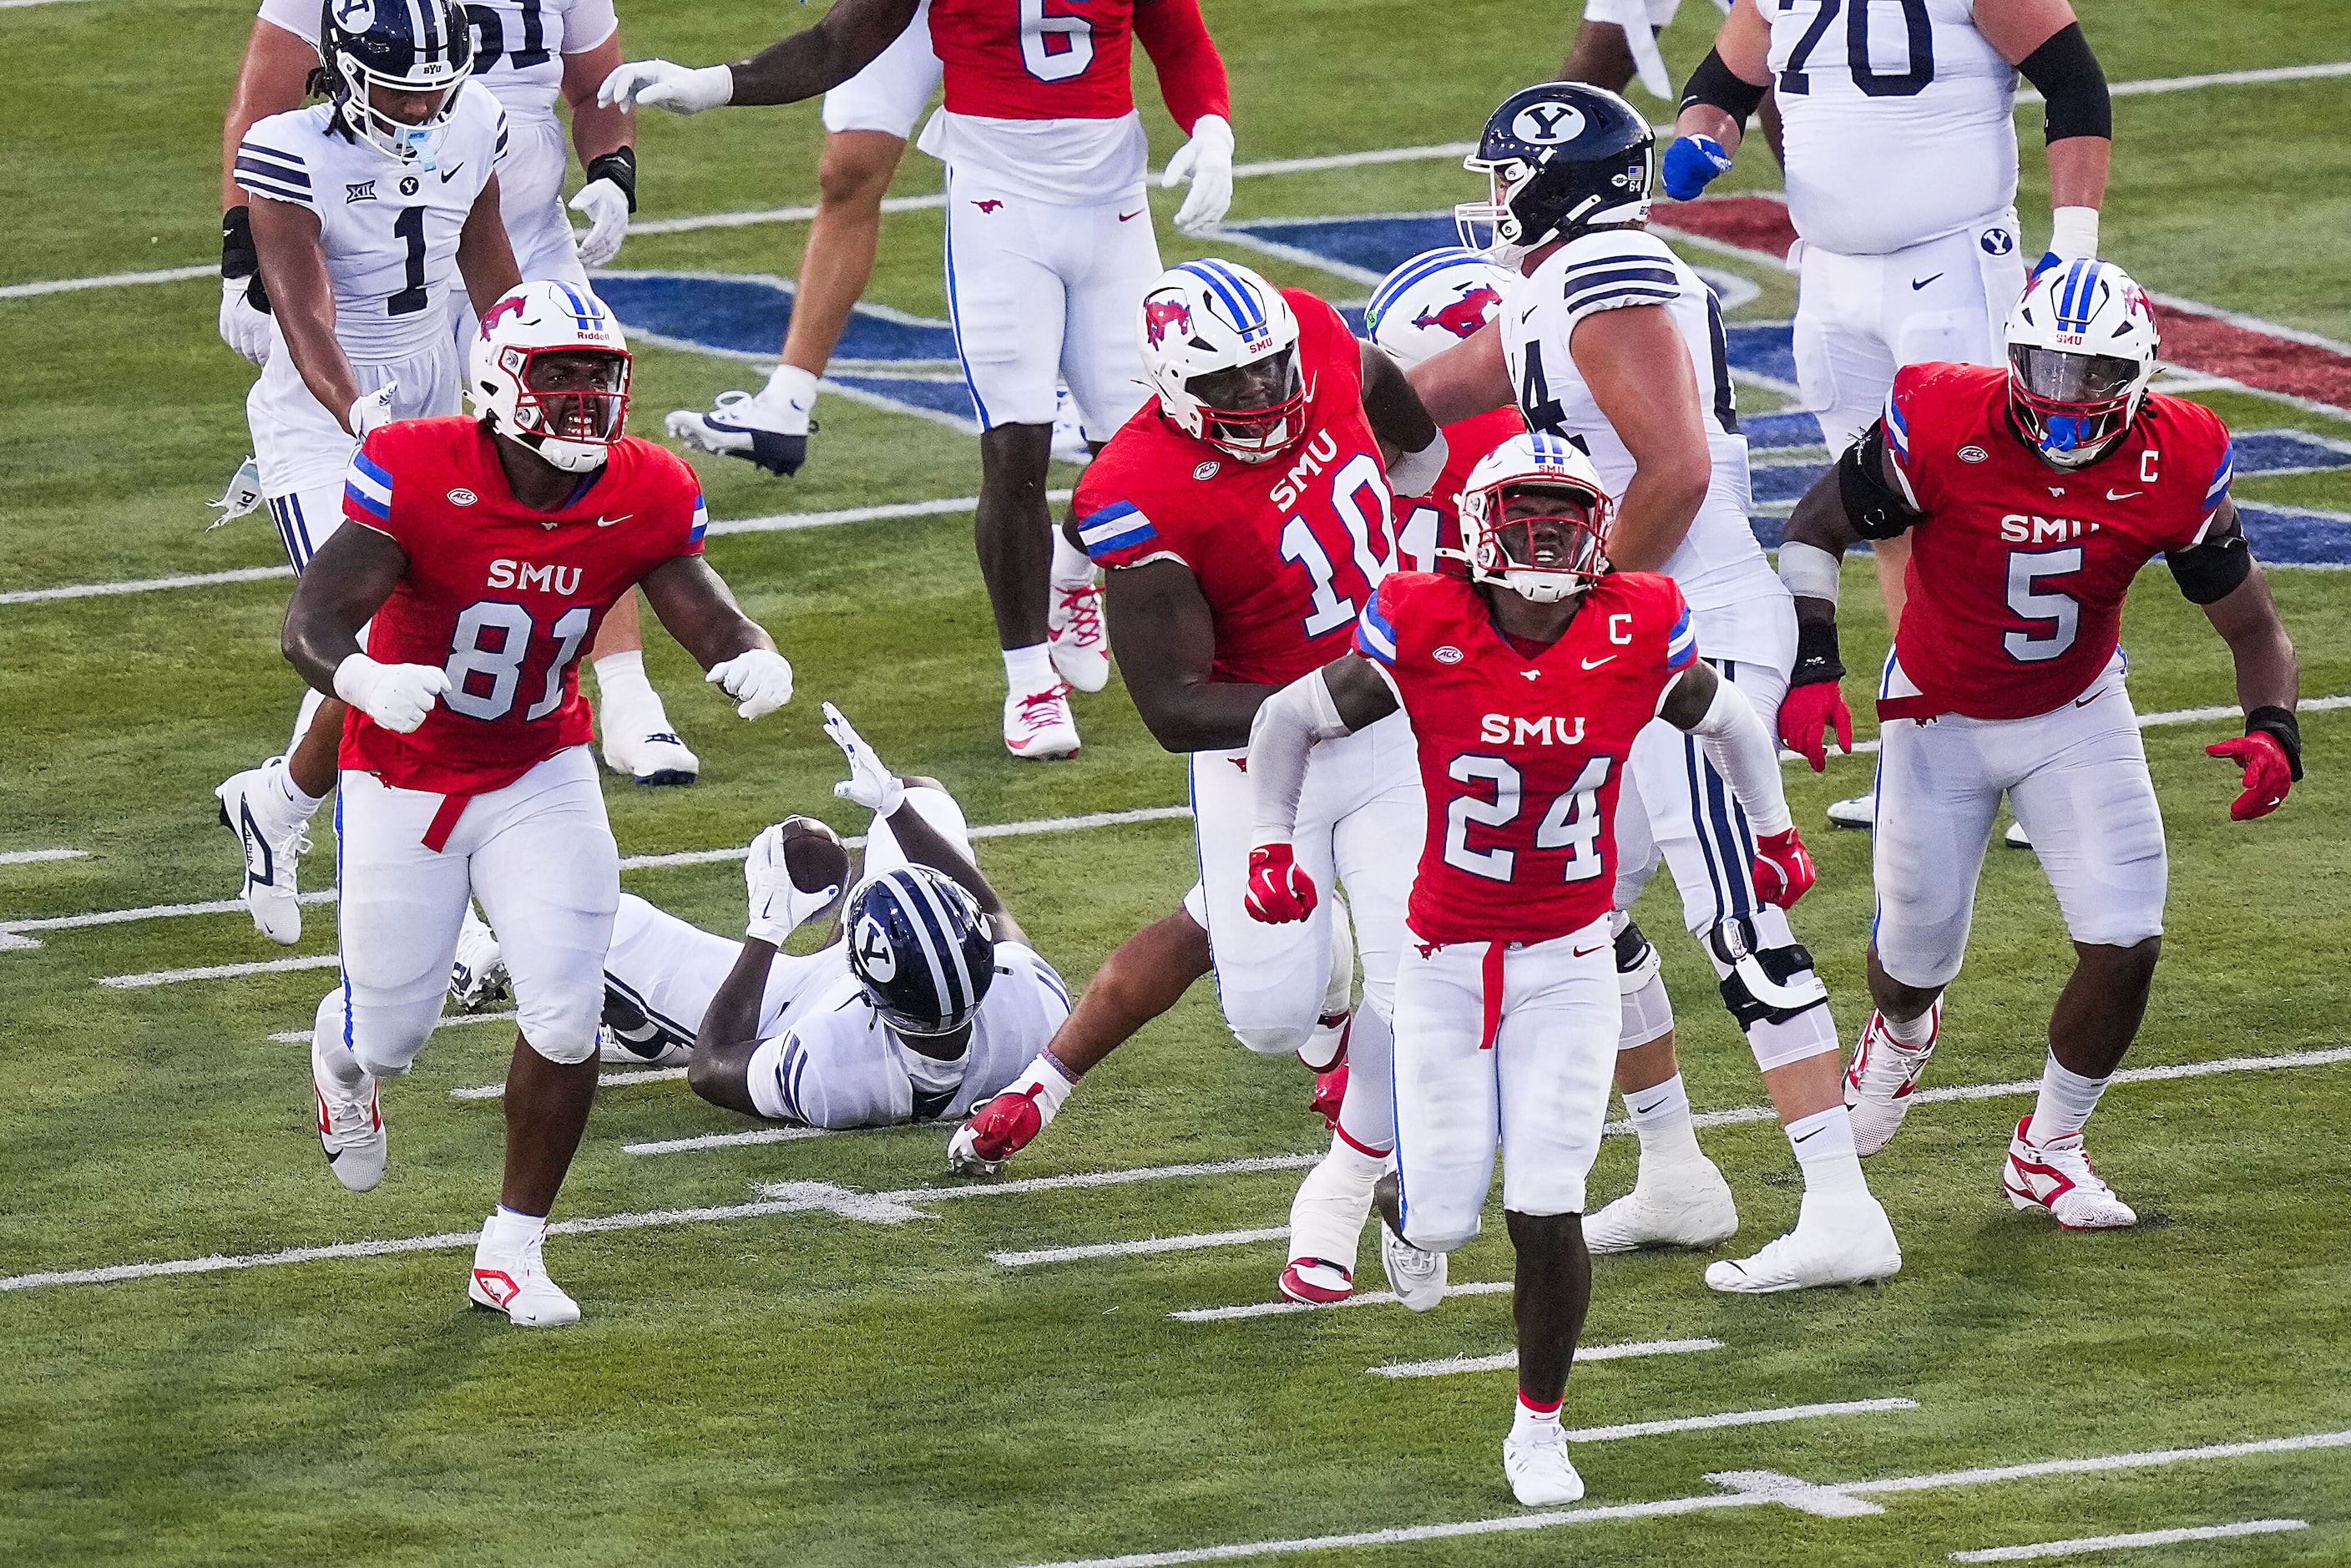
[846,867,996,1038]
[319,0,473,164]
[1457,83,1654,265]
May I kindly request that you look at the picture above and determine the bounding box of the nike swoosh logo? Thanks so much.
[1910,272,1943,291]
[595,513,631,527]
[1573,942,1605,958]
[1792,1127,1823,1144]
[1580,655,1615,670]
[2106,489,2141,501]
[1119,209,1143,222]
[438,162,465,182]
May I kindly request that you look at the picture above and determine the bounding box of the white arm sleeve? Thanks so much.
[1686,674,1794,837]
[1246,671,1352,848]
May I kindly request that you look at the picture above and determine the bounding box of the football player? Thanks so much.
[212,0,520,949]
[1664,0,2113,827]
[1777,260,2301,1227]
[1246,434,1817,1505]
[604,0,1236,761]
[950,259,1452,1308]
[285,283,796,1324]
[585,706,1071,1131]
[1409,83,1898,1292]
[218,0,700,787]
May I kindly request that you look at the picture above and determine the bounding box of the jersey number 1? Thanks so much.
[444,600,595,722]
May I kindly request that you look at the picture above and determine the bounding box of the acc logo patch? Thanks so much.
[1433,645,1464,665]
[853,914,897,981]
[1511,103,1585,145]
[1957,445,1988,464]
[398,175,420,197]
[446,488,478,505]
[1979,227,2015,256]
[1192,459,1221,481]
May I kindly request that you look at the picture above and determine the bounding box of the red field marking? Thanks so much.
[1652,195,2351,412]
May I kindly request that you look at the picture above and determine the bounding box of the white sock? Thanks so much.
[1785,1105,1869,1201]
[1050,527,1099,591]
[1513,1392,1564,1432]
[2030,1054,2109,1143]
[756,362,819,431]
[1624,1073,1706,1169]
[481,1204,545,1250]
[1004,642,1055,695]
[311,1004,367,1088]
[265,755,327,819]
[594,650,675,734]
[1883,1003,1939,1048]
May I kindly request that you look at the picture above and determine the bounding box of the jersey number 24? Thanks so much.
[1443,754,1612,883]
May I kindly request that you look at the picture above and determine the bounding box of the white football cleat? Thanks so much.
[602,725,700,787]
[1379,1220,1448,1313]
[666,389,810,477]
[1582,1156,1739,1253]
[1048,581,1111,694]
[1278,1257,1353,1305]
[1704,1193,1901,1294]
[2004,1115,2136,1229]
[1049,386,1093,467]
[448,908,509,1011]
[598,1020,692,1069]
[468,1216,582,1327]
[1825,794,1875,830]
[1844,1002,1942,1156]
[2005,818,2034,849]
[1004,683,1079,761]
[215,762,311,946]
[1503,1423,1585,1507]
[312,1034,387,1193]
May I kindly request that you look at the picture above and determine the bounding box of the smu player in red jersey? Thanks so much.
[1777,260,2301,1228]
[1246,433,1817,1506]
[281,283,796,1324]
[603,0,1235,761]
[947,260,1451,1308]
[1363,248,1529,574]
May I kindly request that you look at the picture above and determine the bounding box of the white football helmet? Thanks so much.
[1457,431,1615,603]
[1364,249,1517,370]
[1136,260,1308,463]
[2005,259,2160,470]
[468,281,632,473]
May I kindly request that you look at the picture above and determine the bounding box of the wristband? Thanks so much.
[1789,617,1843,688]
[2246,706,2303,781]
[1777,540,1841,605]
[584,147,638,212]
[222,205,259,279]
[2048,205,2100,262]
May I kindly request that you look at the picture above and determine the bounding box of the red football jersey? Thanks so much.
[1394,405,1527,575]
[340,420,707,794]
[1359,570,1696,946]
[1075,291,1399,686]
[929,0,1228,128]
[1884,363,2234,721]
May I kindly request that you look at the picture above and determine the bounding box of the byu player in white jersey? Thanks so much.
[589,707,1071,1130]
[1411,83,1899,1294]
[219,0,701,788]
[1665,0,2112,822]
[213,0,523,948]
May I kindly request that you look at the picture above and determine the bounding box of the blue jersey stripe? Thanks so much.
[235,151,310,183]
[1565,283,1679,316]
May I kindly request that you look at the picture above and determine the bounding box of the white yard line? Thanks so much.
[624,1125,836,1155]
[1949,1519,2308,1563]
[1000,1429,2351,1568]
[0,564,292,606]
[98,953,337,989]
[0,262,210,298]
[1171,1278,1514,1323]
[270,1009,513,1045]
[992,1227,1289,1268]
[1371,1338,1724,1378]
[450,1065,686,1101]
[1570,1397,1916,1444]
[0,848,87,865]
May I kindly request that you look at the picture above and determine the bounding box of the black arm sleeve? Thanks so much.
[2017,23,2111,143]
[1836,421,1918,541]
[2165,518,2254,604]
[1680,48,1769,124]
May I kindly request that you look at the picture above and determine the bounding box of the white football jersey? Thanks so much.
[1498,229,1787,635]
[235,89,507,361]
[1767,0,2020,255]
[255,0,618,121]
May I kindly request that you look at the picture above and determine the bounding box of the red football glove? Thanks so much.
[1245,843,1319,923]
[1777,679,1853,772]
[954,1090,1044,1168]
[2207,732,2294,822]
[1752,827,1818,908]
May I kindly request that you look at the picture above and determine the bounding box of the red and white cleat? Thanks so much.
[1048,582,1110,694]
[1844,1001,1941,1156]
[1004,683,1079,761]
[1307,1059,1349,1129]
[312,1034,386,1193]
[2004,1115,2136,1229]
[468,1214,581,1327]
[948,1089,1045,1177]
[1278,1257,1353,1305]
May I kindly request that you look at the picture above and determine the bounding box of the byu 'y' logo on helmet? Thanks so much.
[853,913,898,981]
[332,0,373,26]
[1510,103,1586,145]
[844,867,995,1038]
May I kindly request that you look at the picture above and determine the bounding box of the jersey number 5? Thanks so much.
[2003,548,2082,663]
[443,600,595,721]
[1443,754,1613,883]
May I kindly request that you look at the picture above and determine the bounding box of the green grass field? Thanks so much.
[4,1,2351,1562]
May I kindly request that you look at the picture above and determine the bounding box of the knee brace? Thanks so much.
[1614,913,1675,1049]
[1706,914,1829,1030]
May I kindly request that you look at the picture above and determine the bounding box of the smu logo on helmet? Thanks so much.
[480,295,529,336]
[1510,102,1586,145]
[1143,294,1193,349]
[1413,281,1503,341]
[853,914,897,981]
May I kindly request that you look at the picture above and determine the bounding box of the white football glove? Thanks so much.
[568,178,631,268]
[347,383,397,438]
[1164,114,1234,237]
[599,59,733,115]
[743,821,842,946]
[218,276,275,366]
[706,646,793,719]
[206,454,265,530]
[333,653,451,735]
[822,701,905,817]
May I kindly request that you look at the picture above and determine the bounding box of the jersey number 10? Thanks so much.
[1277,452,1397,638]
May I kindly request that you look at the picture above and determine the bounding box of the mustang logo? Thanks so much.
[479,296,529,336]
[970,199,1005,214]
[1143,296,1193,350]
[1412,282,1503,341]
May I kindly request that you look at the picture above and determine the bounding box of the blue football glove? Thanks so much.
[1661,135,1734,202]
[2030,251,2064,284]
